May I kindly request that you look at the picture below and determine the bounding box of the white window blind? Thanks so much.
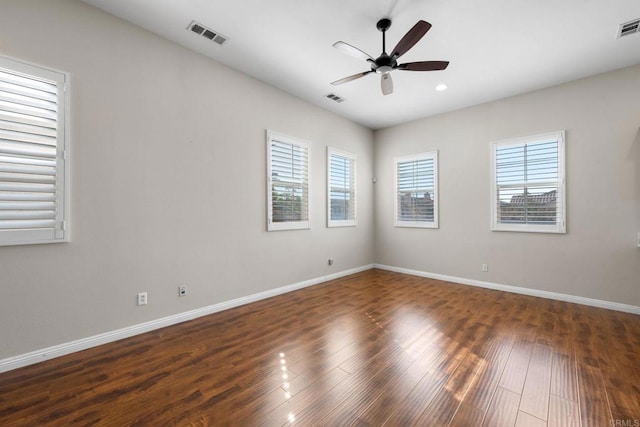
[267,131,310,231]
[327,147,356,227]
[394,151,439,228]
[491,131,565,233]
[0,57,68,246]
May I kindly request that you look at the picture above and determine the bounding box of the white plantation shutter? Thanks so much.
[491,131,565,233]
[394,151,439,228]
[327,147,356,227]
[267,131,310,231]
[0,57,68,245]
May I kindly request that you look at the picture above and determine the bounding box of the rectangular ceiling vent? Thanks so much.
[187,20,228,45]
[618,18,640,38]
[325,93,345,103]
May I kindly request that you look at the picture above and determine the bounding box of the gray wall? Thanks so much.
[1,0,638,363]
[375,64,640,306]
[0,0,375,359]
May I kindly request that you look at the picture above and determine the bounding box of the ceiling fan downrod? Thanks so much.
[375,19,394,74]
[377,18,392,54]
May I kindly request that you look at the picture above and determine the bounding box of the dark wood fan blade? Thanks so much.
[391,20,432,59]
[331,71,373,85]
[398,61,449,71]
[333,41,374,62]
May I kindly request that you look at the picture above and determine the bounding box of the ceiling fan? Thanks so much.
[331,18,449,95]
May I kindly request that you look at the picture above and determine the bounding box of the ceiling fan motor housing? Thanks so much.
[373,54,396,74]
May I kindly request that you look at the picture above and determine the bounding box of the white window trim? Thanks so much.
[266,130,311,231]
[394,151,439,229]
[490,131,566,234]
[0,55,70,246]
[327,147,356,228]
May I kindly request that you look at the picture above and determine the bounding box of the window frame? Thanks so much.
[393,151,439,229]
[0,55,70,246]
[327,147,356,228]
[266,130,311,231]
[490,131,566,234]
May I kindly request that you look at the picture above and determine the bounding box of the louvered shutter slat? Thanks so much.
[0,210,55,220]
[0,219,56,229]
[0,89,57,112]
[0,110,57,129]
[0,192,56,201]
[0,162,55,176]
[0,129,56,146]
[0,182,56,192]
[0,100,57,121]
[0,201,55,210]
[0,119,56,137]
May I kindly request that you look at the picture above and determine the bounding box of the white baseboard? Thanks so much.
[0,264,375,374]
[4,263,636,374]
[375,264,640,315]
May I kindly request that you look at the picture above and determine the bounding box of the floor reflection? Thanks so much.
[278,352,295,423]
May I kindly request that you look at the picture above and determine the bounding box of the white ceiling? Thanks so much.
[81,0,640,130]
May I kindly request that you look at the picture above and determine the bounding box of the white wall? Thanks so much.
[375,64,640,306]
[0,0,374,359]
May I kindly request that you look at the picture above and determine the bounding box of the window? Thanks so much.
[266,131,310,231]
[327,147,356,227]
[0,56,69,246]
[491,131,565,233]
[394,151,439,228]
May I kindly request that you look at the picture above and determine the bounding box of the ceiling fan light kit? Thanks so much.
[332,18,450,96]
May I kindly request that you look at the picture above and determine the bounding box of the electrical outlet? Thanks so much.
[178,285,187,297]
[328,259,334,266]
[137,292,148,306]
[482,264,489,272]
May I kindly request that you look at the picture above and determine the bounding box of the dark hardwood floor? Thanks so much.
[1,269,639,426]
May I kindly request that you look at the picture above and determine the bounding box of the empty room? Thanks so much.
[1,0,639,425]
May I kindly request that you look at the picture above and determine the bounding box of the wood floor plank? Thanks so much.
[576,363,612,426]
[0,269,638,426]
[550,351,578,402]
[449,402,486,427]
[515,410,547,427]
[460,334,516,412]
[380,319,488,425]
[483,386,521,427]
[605,387,640,427]
[345,324,453,425]
[245,367,350,426]
[498,337,534,394]
[519,343,553,420]
[381,369,449,426]
[548,395,580,427]
[291,360,399,425]
[414,325,494,426]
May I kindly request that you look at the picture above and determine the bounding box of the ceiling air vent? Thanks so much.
[618,18,640,38]
[325,93,345,103]
[188,20,228,45]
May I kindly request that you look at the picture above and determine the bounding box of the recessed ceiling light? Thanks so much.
[435,84,448,91]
